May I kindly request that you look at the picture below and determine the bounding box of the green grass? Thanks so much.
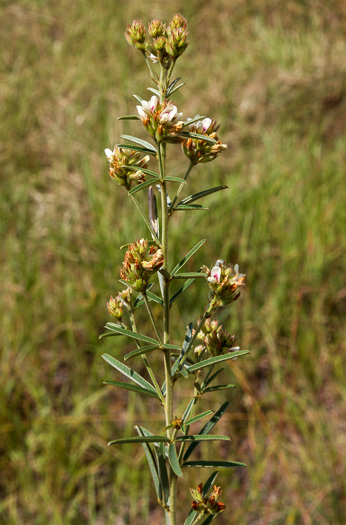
[1,1,345,523]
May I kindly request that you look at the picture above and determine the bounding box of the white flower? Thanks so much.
[149,53,159,63]
[208,266,221,284]
[104,148,115,162]
[159,103,183,123]
[186,116,213,133]
[136,96,159,120]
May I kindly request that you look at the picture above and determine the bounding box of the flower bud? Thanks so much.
[148,18,165,38]
[166,25,189,58]
[124,20,148,51]
[107,295,123,320]
[196,318,237,356]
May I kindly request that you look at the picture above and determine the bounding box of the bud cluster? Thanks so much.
[195,318,238,357]
[107,288,132,322]
[137,95,184,142]
[182,117,228,164]
[120,239,164,292]
[202,260,246,313]
[104,146,149,190]
[125,14,189,67]
[190,483,226,515]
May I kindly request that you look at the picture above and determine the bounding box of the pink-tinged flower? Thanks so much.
[208,266,221,284]
[104,145,149,190]
[136,97,184,142]
[202,260,246,313]
[182,117,227,165]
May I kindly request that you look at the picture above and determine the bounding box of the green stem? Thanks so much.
[129,309,165,406]
[130,194,161,246]
[179,308,210,369]
[143,292,163,345]
[170,161,194,211]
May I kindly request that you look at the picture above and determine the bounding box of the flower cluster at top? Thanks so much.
[136,95,184,142]
[194,318,238,357]
[104,146,149,190]
[202,260,246,313]
[120,239,164,292]
[182,117,228,165]
[125,13,189,66]
[107,288,132,323]
[190,483,226,516]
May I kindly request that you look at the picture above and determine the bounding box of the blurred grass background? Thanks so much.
[1,0,345,523]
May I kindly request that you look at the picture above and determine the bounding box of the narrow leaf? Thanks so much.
[104,324,159,345]
[163,343,181,351]
[202,471,219,494]
[108,436,169,445]
[164,176,187,183]
[124,345,159,361]
[183,460,247,468]
[128,179,154,196]
[174,204,208,211]
[102,353,156,393]
[147,87,160,96]
[103,380,159,399]
[203,384,236,393]
[117,144,157,155]
[168,443,183,477]
[170,278,195,305]
[177,131,217,144]
[183,402,229,461]
[202,368,224,388]
[134,294,163,310]
[135,426,161,500]
[187,350,249,373]
[133,94,143,103]
[171,240,206,276]
[178,186,228,207]
[182,115,206,127]
[121,134,157,153]
[184,411,214,426]
[167,77,181,92]
[117,115,140,120]
[155,443,170,505]
[176,435,230,442]
[167,82,185,96]
[182,399,195,423]
[171,322,193,378]
[172,272,206,279]
[201,516,216,524]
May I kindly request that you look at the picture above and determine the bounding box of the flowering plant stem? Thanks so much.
[101,14,249,524]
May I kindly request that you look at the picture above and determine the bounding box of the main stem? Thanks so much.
[158,68,177,525]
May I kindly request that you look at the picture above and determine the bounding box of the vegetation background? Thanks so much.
[1,0,345,523]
